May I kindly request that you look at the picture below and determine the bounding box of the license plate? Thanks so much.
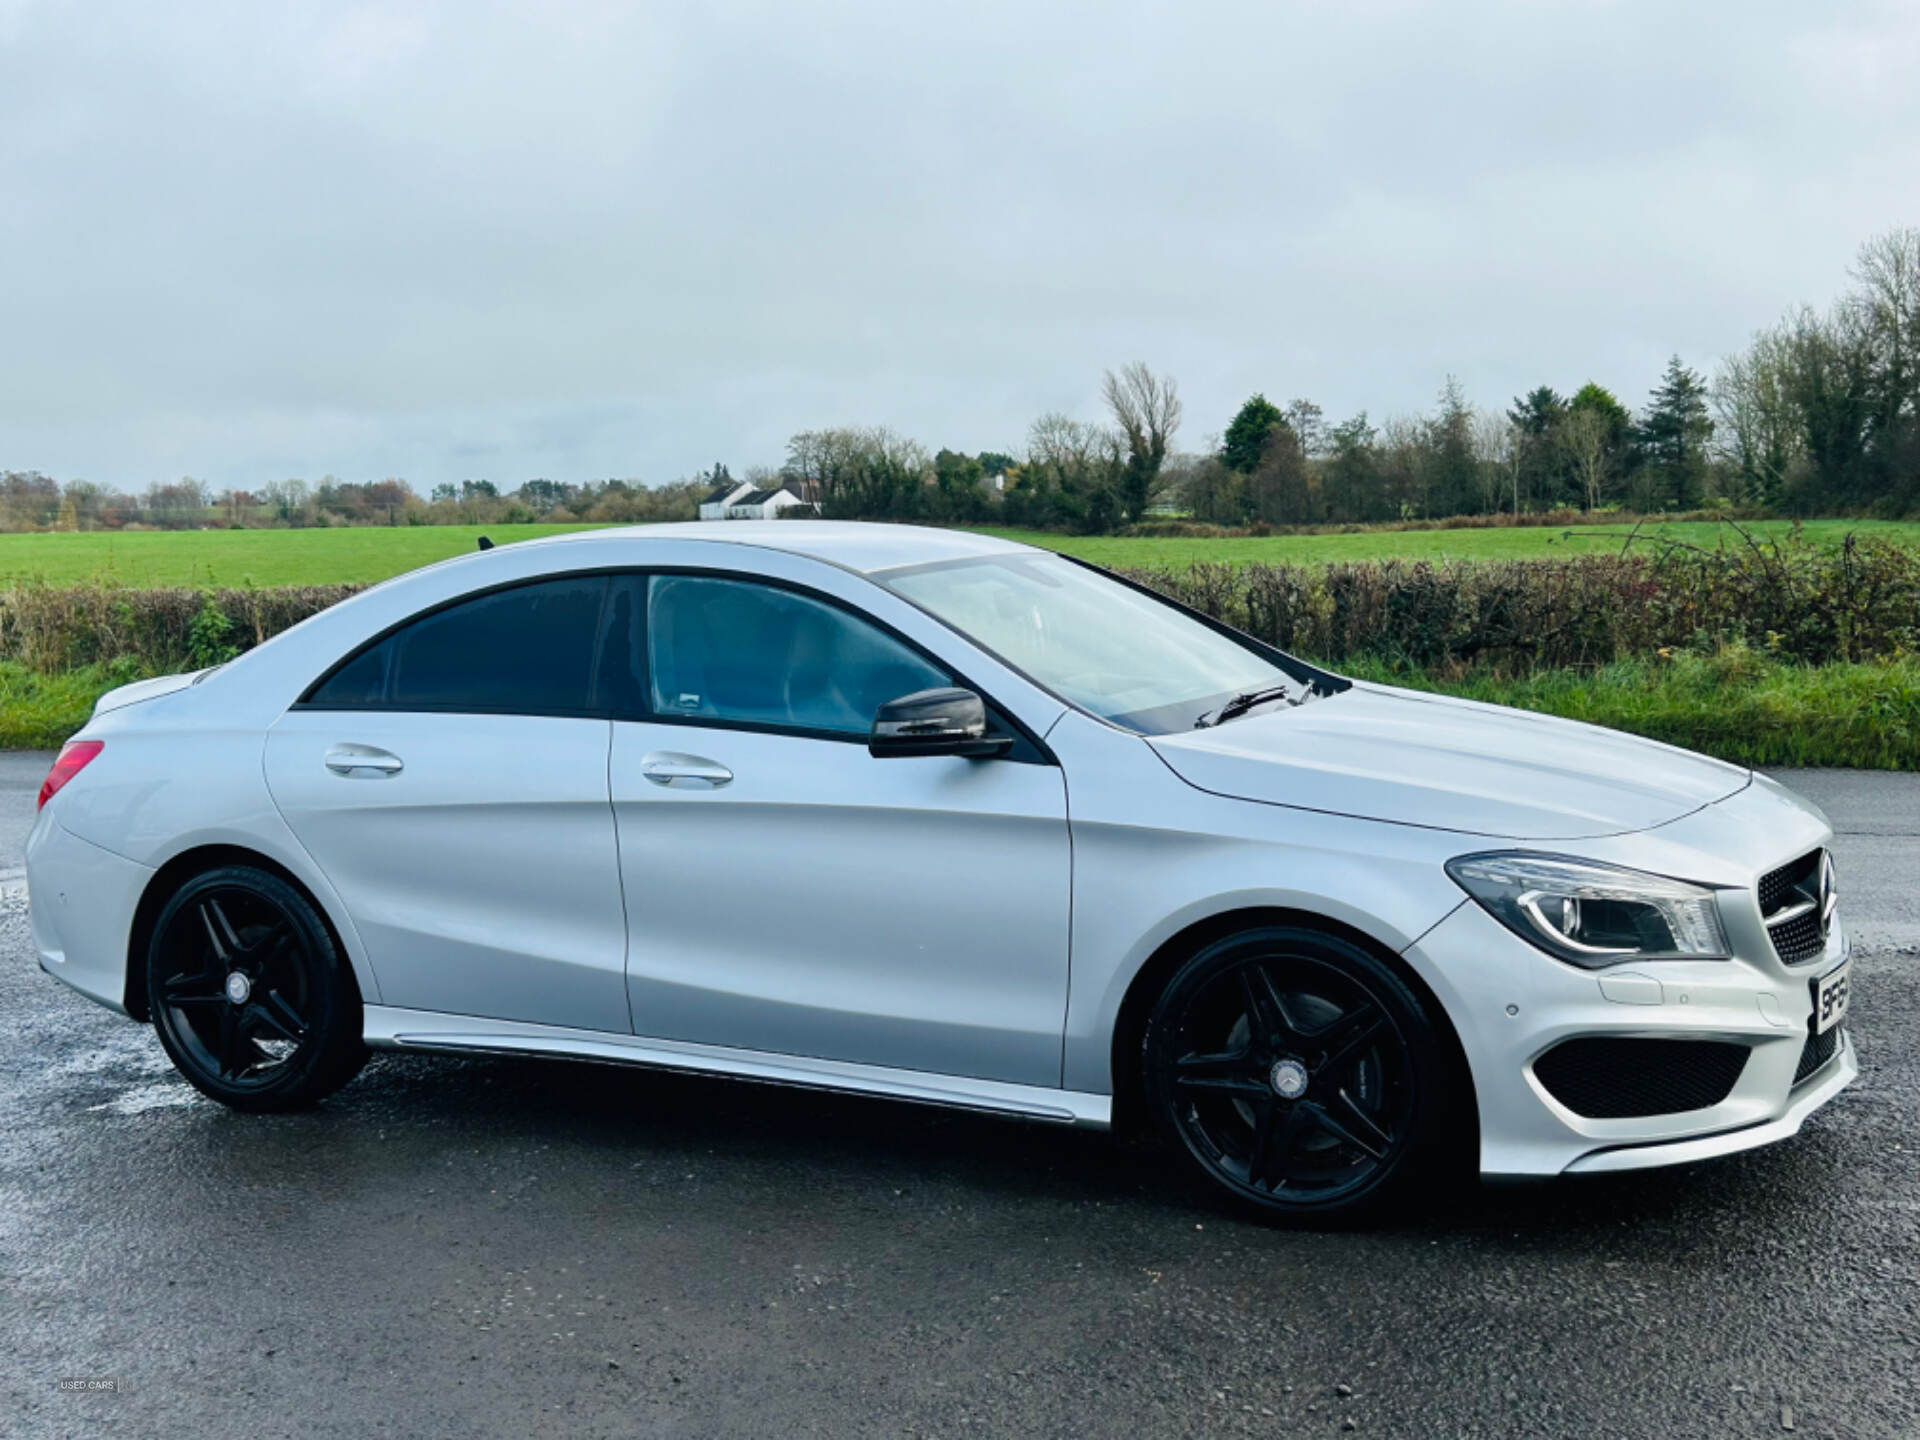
[1813,961,1852,1035]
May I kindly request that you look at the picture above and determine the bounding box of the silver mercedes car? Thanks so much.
[28,522,1855,1219]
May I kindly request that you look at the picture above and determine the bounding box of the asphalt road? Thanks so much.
[3,758,1915,1439]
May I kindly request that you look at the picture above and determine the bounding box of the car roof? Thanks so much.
[524,521,1037,576]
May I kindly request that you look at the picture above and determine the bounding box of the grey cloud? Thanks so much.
[3,0,1917,489]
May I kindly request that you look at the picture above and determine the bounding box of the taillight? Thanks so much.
[38,740,104,811]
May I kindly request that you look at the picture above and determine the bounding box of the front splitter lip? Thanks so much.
[1556,1032,1857,1175]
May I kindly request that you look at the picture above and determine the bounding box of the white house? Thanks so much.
[697,478,755,521]
[722,485,808,520]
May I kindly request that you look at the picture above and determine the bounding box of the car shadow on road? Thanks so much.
[206,1044,1864,1250]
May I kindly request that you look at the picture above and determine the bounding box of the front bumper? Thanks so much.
[1405,898,1855,1177]
[1562,1032,1856,1172]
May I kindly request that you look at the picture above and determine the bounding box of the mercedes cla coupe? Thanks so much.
[29,522,1856,1219]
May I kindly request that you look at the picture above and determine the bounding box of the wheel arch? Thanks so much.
[1106,905,1479,1150]
[123,843,360,1022]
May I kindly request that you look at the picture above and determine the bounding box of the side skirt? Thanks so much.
[363,1005,1113,1128]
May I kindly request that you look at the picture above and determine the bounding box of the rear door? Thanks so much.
[265,575,631,1034]
[607,571,1072,1087]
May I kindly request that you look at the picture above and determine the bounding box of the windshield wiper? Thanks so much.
[1193,684,1298,729]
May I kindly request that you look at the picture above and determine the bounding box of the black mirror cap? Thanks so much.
[869,687,1013,759]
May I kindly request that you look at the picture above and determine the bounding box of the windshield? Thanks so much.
[882,553,1301,734]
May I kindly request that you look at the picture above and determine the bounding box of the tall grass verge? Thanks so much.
[0,661,152,750]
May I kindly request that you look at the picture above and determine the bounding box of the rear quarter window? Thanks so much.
[304,576,608,714]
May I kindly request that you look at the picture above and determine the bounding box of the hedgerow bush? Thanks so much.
[0,584,360,674]
[0,534,1914,679]
[1119,536,1920,673]
[1117,506,1772,540]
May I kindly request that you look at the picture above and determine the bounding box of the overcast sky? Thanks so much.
[3,0,1917,492]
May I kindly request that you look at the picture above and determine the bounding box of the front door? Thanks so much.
[607,572,1071,1087]
[265,575,631,1034]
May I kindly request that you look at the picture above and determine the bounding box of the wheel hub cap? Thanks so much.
[224,971,251,1005]
[1269,1057,1309,1100]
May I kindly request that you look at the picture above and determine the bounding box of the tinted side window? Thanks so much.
[309,577,608,714]
[307,635,392,707]
[647,575,948,736]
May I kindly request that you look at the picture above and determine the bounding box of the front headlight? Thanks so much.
[1445,852,1731,969]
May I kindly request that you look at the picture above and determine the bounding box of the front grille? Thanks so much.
[1759,849,1828,964]
[1759,851,1818,915]
[1533,1037,1751,1119]
[1794,1026,1843,1085]
[1768,909,1825,965]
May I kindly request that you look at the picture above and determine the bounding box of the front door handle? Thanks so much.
[640,751,732,789]
[325,744,404,777]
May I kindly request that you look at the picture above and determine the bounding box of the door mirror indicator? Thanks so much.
[869,688,1012,759]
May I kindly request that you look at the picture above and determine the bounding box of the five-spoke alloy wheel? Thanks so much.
[146,866,366,1110]
[1144,926,1448,1221]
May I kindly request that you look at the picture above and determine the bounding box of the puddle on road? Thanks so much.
[47,1005,202,1114]
[87,1078,201,1115]
[52,1022,174,1079]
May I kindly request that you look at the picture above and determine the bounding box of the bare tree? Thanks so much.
[1848,227,1920,438]
[782,431,829,507]
[1555,406,1611,511]
[1243,424,1312,523]
[1712,323,1803,504]
[1101,362,1182,520]
[1375,414,1428,520]
[1283,398,1327,460]
[1028,411,1119,478]
[1470,410,1516,513]
[783,427,931,518]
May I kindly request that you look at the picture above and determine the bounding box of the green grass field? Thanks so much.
[983,518,1920,570]
[0,524,603,587]
[0,517,1915,587]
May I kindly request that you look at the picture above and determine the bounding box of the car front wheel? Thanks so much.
[1143,925,1451,1222]
[145,865,367,1111]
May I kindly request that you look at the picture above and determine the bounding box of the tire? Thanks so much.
[1143,925,1450,1223]
[145,865,368,1112]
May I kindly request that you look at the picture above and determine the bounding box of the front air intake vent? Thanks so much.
[1533,1038,1750,1119]
[1793,1026,1843,1086]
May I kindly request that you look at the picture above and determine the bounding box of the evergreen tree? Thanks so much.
[1324,413,1382,521]
[1221,394,1285,473]
[931,448,985,521]
[1506,386,1568,510]
[1507,386,1567,437]
[1427,376,1479,515]
[1567,382,1631,451]
[1635,357,1714,509]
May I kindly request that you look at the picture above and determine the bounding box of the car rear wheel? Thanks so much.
[145,866,367,1111]
[1143,926,1449,1222]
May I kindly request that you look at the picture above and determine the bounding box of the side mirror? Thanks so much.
[869,687,1013,759]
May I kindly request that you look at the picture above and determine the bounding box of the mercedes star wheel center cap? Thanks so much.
[1269,1058,1309,1100]
[225,971,251,1005]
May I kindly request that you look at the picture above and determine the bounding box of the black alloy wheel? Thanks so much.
[1144,926,1449,1221]
[146,866,367,1111]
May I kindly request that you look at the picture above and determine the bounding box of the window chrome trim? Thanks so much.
[293,562,1058,765]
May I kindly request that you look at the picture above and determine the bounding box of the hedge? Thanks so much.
[1117,537,1920,674]
[0,535,1915,679]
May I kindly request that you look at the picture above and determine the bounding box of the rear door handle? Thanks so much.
[640,752,732,789]
[325,744,404,777]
